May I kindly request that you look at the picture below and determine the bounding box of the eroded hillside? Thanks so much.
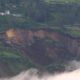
[3,28,80,64]
[0,28,79,76]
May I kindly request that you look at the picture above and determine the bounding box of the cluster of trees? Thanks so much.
[0,0,80,30]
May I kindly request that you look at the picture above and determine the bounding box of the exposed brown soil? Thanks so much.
[0,28,80,66]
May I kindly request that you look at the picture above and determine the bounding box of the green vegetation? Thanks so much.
[64,27,80,37]
[44,0,80,4]
[0,0,80,28]
[0,42,36,76]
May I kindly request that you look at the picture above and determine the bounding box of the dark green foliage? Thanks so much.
[0,0,80,29]
[0,41,36,77]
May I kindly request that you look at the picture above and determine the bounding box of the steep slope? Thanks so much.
[0,28,79,76]
[5,28,80,59]
[3,29,80,67]
[0,0,80,78]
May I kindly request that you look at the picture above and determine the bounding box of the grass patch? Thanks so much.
[44,0,80,4]
[64,27,80,37]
